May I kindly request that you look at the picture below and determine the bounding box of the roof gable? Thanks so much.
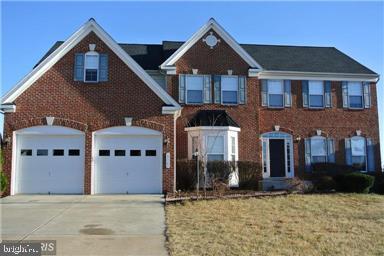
[160,18,262,70]
[1,19,180,111]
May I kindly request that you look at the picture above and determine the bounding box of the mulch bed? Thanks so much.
[165,190,289,203]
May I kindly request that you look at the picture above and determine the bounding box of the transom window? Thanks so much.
[351,136,366,170]
[84,52,99,82]
[308,81,324,108]
[186,75,204,104]
[310,137,327,163]
[221,76,238,104]
[268,80,284,108]
[348,82,363,109]
[206,136,224,161]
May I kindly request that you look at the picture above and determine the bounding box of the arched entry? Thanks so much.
[12,125,85,194]
[260,131,294,179]
[92,126,163,194]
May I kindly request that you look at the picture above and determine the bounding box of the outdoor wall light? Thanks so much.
[124,117,133,126]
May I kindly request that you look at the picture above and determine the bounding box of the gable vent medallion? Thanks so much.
[203,32,220,49]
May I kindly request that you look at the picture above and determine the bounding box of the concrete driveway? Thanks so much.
[0,195,168,256]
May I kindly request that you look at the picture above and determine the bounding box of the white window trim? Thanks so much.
[308,81,325,109]
[221,75,239,105]
[347,82,364,110]
[267,79,284,109]
[84,51,100,83]
[185,74,204,105]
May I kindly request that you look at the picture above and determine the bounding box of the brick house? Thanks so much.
[1,18,381,195]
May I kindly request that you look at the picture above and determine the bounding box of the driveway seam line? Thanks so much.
[19,197,86,242]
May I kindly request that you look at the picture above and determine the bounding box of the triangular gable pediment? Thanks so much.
[2,19,180,112]
[160,18,263,70]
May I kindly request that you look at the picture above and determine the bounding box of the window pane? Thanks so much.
[311,138,326,156]
[207,136,224,154]
[192,136,198,154]
[53,149,64,156]
[114,150,125,156]
[145,150,156,156]
[352,156,366,170]
[349,96,363,108]
[99,150,110,156]
[85,69,98,82]
[309,95,324,107]
[68,149,80,156]
[308,81,323,95]
[186,76,204,90]
[268,80,283,94]
[85,55,99,69]
[312,156,327,163]
[221,76,238,91]
[207,154,224,161]
[351,137,365,156]
[21,149,32,156]
[231,137,236,155]
[269,94,283,107]
[348,82,362,96]
[37,149,48,156]
[187,90,203,103]
[130,150,141,156]
[222,91,238,104]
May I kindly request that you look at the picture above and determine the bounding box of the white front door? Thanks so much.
[15,126,85,194]
[93,127,162,194]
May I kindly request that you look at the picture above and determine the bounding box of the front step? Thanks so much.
[259,178,293,191]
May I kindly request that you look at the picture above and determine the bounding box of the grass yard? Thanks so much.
[166,194,384,256]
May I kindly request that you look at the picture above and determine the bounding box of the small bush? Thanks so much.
[311,163,354,177]
[176,159,202,191]
[337,172,375,193]
[369,173,384,195]
[313,175,337,191]
[237,161,261,190]
[0,171,8,194]
[206,161,234,184]
[287,177,314,193]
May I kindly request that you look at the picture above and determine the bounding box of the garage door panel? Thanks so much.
[94,133,162,194]
[16,132,85,194]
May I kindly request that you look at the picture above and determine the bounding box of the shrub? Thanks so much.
[311,163,354,177]
[313,175,337,191]
[287,177,314,193]
[337,172,375,193]
[206,160,234,184]
[0,171,8,194]
[369,173,384,195]
[176,159,202,191]
[237,161,261,190]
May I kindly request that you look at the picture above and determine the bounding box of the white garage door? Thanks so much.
[93,126,162,194]
[14,126,85,195]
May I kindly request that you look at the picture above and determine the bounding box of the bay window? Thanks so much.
[221,76,238,104]
[186,75,204,104]
[308,81,324,108]
[206,136,225,161]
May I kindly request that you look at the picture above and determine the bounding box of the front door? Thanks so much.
[269,139,285,177]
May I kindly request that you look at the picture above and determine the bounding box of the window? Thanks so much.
[351,137,366,170]
[84,52,99,82]
[348,82,363,108]
[221,76,238,104]
[130,150,141,156]
[206,136,224,161]
[37,149,48,156]
[309,81,324,108]
[231,136,236,161]
[145,150,156,156]
[310,137,327,163]
[99,150,110,156]
[53,149,64,156]
[21,149,32,156]
[186,75,204,104]
[114,150,125,156]
[268,80,284,107]
[68,149,80,156]
[192,136,198,159]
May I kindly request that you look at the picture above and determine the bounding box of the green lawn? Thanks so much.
[166,194,384,256]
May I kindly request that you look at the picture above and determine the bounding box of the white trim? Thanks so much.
[160,18,262,70]
[257,70,379,82]
[1,19,181,111]
[185,126,241,132]
[0,104,16,112]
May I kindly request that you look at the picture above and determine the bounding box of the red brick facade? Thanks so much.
[2,28,381,196]
[2,32,176,195]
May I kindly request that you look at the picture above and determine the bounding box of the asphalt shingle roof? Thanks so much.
[34,40,377,75]
[187,110,240,127]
